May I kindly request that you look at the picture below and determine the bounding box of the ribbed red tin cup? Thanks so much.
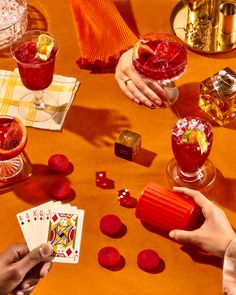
[136,182,200,231]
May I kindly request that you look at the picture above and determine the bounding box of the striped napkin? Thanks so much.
[0,70,80,130]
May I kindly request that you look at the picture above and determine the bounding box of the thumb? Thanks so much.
[169,229,198,244]
[16,244,52,274]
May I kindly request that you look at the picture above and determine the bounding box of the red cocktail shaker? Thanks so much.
[136,182,200,231]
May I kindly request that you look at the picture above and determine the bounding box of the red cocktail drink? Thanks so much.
[14,41,57,91]
[133,32,187,107]
[11,30,59,122]
[0,116,27,181]
[172,117,213,174]
[167,117,216,189]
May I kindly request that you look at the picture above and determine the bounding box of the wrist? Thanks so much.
[223,236,236,294]
[224,236,236,258]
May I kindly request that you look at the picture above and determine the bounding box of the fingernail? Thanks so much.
[22,283,30,289]
[134,98,140,104]
[16,292,24,295]
[146,102,155,109]
[154,99,161,106]
[39,244,52,257]
[169,231,175,238]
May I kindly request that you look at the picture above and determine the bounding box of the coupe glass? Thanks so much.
[166,116,216,189]
[132,32,187,107]
[10,30,59,122]
[0,115,27,181]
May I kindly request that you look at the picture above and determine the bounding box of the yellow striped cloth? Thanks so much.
[0,70,80,130]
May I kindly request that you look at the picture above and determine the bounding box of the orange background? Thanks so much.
[0,1,236,295]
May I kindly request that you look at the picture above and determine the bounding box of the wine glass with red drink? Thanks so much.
[166,116,216,189]
[0,115,27,181]
[133,32,187,108]
[11,30,59,122]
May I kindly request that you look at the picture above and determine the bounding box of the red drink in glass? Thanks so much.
[11,30,59,122]
[0,116,27,181]
[172,117,213,174]
[167,116,216,189]
[14,41,57,91]
[133,34,187,81]
[133,32,187,107]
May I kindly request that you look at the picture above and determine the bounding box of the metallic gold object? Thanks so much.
[199,67,236,126]
[170,0,236,53]
[115,129,141,161]
[219,2,236,34]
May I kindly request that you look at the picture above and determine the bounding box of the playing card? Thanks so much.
[16,211,32,248]
[17,201,84,264]
[46,207,84,264]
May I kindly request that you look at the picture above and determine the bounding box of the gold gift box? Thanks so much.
[199,67,236,126]
[115,129,141,161]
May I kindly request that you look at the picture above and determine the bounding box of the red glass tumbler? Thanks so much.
[135,182,200,232]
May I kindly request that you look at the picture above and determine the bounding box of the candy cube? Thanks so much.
[115,129,141,161]
[95,171,114,189]
[96,171,108,188]
[117,188,136,208]
[199,67,236,126]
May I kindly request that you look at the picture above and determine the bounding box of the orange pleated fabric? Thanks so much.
[70,0,139,71]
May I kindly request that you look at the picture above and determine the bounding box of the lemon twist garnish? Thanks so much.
[182,129,208,154]
[36,34,55,61]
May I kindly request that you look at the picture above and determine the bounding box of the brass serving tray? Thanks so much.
[170,1,236,54]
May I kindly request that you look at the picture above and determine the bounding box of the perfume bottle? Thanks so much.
[199,67,236,126]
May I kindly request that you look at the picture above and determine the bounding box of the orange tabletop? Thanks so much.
[0,1,236,295]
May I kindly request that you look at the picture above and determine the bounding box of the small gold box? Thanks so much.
[115,129,141,161]
[199,67,236,126]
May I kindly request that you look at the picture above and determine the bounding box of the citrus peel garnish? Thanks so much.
[36,34,55,61]
[133,42,155,60]
[182,129,208,154]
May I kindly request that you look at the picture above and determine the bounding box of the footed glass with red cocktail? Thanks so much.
[0,115,27,181]
[11,30,59,122]
[133,32,187,108]
[167,117,216,189]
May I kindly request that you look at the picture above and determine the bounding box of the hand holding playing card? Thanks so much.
[17,201,84,264]
[0,243,52,295]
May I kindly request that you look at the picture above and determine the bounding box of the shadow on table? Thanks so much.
[180,245,222,268]
[171,82,236,131]
[140,221,221,268]
[133,148,157,167]
[114,0,140,36]
[171,82,216,122]
[64,105,131,147]
[9,164,75,205]
[205,169,236,212]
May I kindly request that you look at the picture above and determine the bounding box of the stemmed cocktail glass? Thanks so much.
[11,30,59,122]
[166,117,216,189]
[132,32,187,107]
[0,115,27,182]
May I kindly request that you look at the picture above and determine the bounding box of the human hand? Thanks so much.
[115,48,166,109]
[169,187,236,258]
[0,243,52,295]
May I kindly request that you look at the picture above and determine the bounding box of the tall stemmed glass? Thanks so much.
[11,30,59,122]
[132,32,187,107]
[166,116,216,189]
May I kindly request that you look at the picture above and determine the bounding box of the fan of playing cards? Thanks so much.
[17,201,84,264]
